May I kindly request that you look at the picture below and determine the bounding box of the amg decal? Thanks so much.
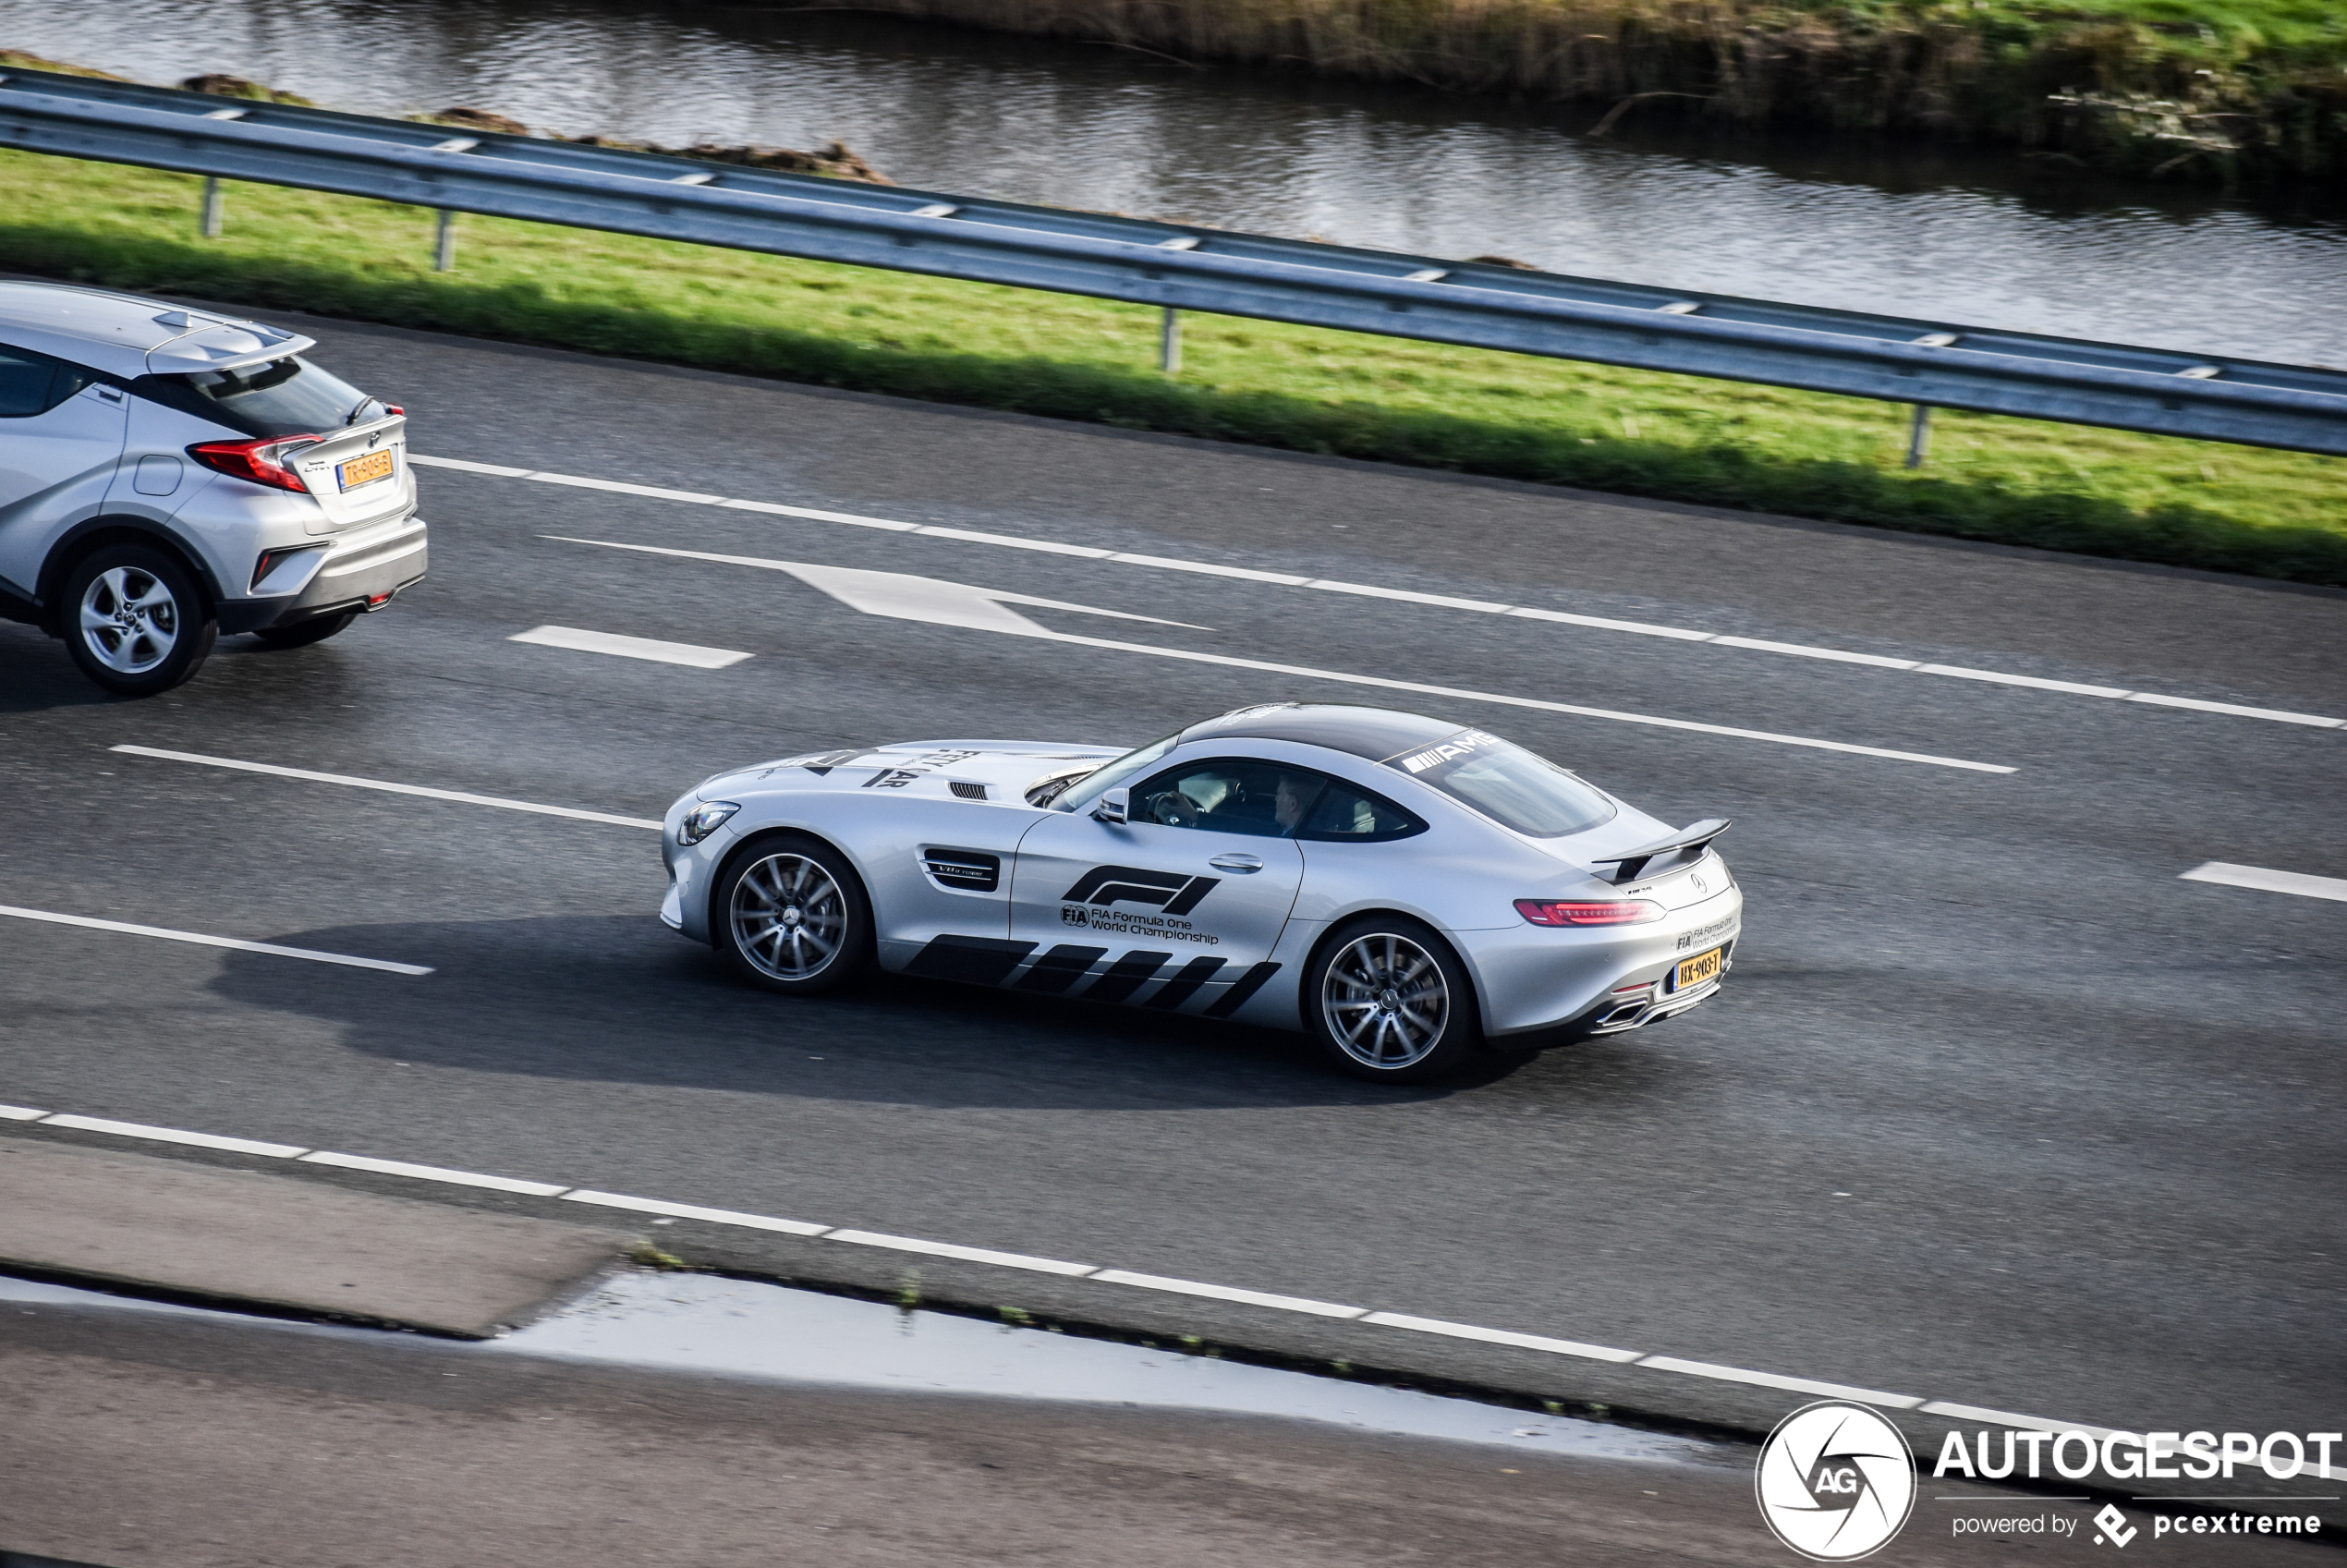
[1060,865,1219,916]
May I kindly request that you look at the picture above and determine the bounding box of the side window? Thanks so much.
[1131,760,1330,839]
[0,346,91,418]
[1295,779,1426,844]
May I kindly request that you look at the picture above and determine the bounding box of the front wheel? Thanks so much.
[61,544,216,697]
[1306,916,1482,1083]
[714,835,872,995]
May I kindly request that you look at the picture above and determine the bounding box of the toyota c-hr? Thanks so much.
[0,282,426,695]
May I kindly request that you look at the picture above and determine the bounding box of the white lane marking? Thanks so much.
[10,1100,2152,1442]
[38,1113,306,1158]
[1711,636,1918,669]
[2126,692,2342,726]
[1091,1268,1370,1319]
[525,471,727,505]
[1035,627,2015,772]
[1,1103,51,1121]
[1634,1355,1925,1409]
[553,538,2014,772]
[542,539,1205,637]
[509,625,752,669]
[1360,1310,1642,1363]
[563,1189,831,1236]
[0,905,433,976]
[1917,1402,2134,1443]
[1914,663,2133,699]
[825,1229,1101,1277]
[2180,862,2347,903]
[412,453,2342,728]
[110,746,663,832]
[298,1150,570,1197]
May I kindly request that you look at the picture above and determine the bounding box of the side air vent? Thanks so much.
[948,780,988,800]
[921,848,1000,893]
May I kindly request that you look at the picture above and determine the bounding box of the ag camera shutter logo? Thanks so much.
[1756,1401,1917,1561]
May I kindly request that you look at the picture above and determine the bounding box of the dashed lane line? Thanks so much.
[2180,862,2347,903]
[0,906,433,976]
[110,746,663,832]
[410,453,2345,731]
[0,1100,2254,1462]
[509,625,752,669]
[557,535,2016,773]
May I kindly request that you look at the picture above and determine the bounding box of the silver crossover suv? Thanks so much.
[0,282,427,695]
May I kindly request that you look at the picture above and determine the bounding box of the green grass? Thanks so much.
[5,150,2340,584]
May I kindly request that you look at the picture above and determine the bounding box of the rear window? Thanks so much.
[0,345,92,418]
[140,355,383,437]
[1384,728,1616,838]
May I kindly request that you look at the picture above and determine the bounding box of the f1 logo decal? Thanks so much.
[1061,865,1219,916]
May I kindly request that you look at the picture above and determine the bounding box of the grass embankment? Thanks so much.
[5,151,2340,584]
[852,0,2347,181]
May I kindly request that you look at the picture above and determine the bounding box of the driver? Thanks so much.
[1274,772,1312,836]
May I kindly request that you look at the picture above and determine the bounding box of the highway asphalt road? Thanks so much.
[2,310,2341,1449]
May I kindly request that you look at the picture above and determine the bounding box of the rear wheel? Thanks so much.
[61,545,215,697]
[714,835,871,995]
[1306,916,1482,1083]
[251,609,359,649]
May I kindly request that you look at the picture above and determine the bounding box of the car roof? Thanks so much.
[0,281,311,377]
[1178,703,1467,763]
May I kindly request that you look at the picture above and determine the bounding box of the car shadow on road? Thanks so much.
[0,623,113,712]
[202,914,1566,1112]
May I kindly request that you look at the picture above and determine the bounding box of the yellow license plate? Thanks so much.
[336,448,395,492]
[1675,946,1723,991]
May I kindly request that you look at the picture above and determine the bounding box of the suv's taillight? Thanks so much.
[1516,898,1663,927]
[188,434,322,492]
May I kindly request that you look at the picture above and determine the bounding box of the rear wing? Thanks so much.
[1589,819,1732,883]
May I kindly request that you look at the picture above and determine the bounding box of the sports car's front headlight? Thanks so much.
[677,800,741,845]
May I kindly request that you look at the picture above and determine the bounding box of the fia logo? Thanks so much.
[1059,905,1090,928]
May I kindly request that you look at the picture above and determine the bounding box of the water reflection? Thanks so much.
[6,0,2342,362]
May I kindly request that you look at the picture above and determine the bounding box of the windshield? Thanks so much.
[1384,728,1616,838]
[1050,730,1183,812]
[147,356,383,438]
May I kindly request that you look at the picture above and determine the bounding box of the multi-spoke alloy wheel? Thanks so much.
[1307,917,1482,1082]
[59,545,216,697]
[716,838,870,994]
[81,565,180,674]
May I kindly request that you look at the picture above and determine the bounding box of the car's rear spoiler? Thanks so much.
[1589,819,1732,883]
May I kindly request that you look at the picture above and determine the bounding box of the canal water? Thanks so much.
[6,0,2342,364]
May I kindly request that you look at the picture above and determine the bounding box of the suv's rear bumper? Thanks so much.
[216,517,428,634]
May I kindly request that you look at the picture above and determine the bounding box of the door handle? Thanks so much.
[1209,853,1264,873]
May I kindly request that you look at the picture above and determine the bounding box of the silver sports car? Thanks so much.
[661,703,1741,1081]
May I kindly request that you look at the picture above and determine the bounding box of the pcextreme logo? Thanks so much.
[1757,1402,1918,1562]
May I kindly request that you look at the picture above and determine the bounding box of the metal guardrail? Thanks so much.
[3,67,2345,458]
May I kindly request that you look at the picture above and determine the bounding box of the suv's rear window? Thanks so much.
[1384,728,1616,838]
[140,356,382,437]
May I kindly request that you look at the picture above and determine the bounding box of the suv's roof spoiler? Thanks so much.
[1589,818,1732,883]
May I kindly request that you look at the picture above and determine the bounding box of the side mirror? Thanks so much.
[1092,787,1129,825]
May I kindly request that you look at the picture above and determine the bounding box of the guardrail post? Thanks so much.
[1905,404,1932,468]
[1161,307,1182,376]
[434,209,455,273]
[200,176,223,238]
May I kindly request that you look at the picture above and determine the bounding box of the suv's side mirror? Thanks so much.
[1092,787,1129,825]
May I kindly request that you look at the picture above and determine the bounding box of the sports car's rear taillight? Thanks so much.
[1515,898,1663,927]
[188,434,322,492]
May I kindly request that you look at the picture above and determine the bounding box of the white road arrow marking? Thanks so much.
[544,536,2013,772]
[545,536,1204,636]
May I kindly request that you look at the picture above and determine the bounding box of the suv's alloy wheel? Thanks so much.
[61,544,216,697]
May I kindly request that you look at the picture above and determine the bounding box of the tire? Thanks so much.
[251,609,359,649]
[1305,915,1483,1083]
[713,834,872,995]
[60,544,217,697]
